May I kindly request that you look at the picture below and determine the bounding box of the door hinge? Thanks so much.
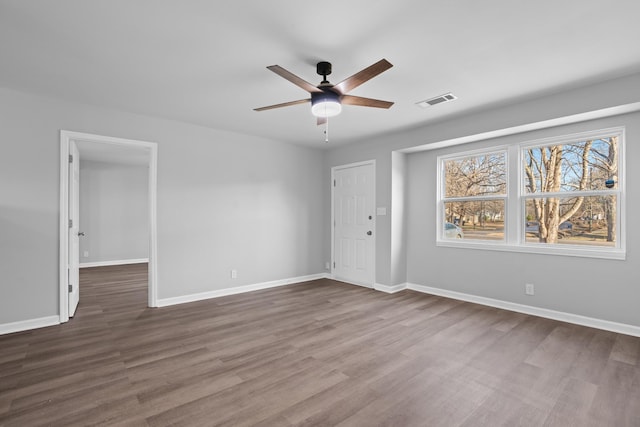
[69,154,73,163]
[333,261,335,268]
[69,219,73,228]
[68,284,73,293]
[333,179,336,187]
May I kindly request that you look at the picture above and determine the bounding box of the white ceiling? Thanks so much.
[2,1,640,148]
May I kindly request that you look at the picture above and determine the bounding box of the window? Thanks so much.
[522,135,620,248]
[438,127,624,259]
[441,151,506,241]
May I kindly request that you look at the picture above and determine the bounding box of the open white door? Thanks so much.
[333,162,375,287]
[68,141,80,316]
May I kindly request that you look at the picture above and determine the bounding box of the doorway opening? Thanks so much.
[59,131,158,323]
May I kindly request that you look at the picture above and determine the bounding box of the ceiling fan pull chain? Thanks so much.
[325,117,329,143]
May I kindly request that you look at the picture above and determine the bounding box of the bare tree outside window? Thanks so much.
[523,136,619,246]
[443,152,506,240]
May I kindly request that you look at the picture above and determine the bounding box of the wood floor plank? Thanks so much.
[525,324,595,376]
[567,329,617,385]
[278,377,382,426]
[1,264,639,426]
[543,377,598,427]
[610,333,640,365]
[587,360,640,425]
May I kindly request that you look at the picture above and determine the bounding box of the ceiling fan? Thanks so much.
[254,59,394,125]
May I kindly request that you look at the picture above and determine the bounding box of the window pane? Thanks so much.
[444,200,505,241]
[524,196,617,246]
[444,152,506,198]
[523,136,618,194]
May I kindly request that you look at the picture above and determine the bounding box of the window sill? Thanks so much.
[436,240,626,260]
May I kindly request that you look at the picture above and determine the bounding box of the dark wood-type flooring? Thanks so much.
[1,264,639,426]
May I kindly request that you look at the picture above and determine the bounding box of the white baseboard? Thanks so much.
[156,273,328,307]
[374,283,406,294]
[0,316,60,335]
[406,282,640,338]
[80,258,149,268]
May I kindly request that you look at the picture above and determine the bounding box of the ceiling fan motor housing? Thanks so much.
[317,61,332,80]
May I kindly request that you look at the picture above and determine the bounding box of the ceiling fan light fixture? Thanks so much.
[311,91,341,117]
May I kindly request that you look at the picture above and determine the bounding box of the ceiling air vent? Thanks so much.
[416,92,457,108]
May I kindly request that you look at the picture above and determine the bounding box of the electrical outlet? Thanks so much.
[83,251,89,258]
[325,262,330,270]
[525,283,535,296]
[231,269,237,279]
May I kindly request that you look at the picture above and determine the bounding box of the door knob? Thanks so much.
[367,231,372,236]
[78,232,85,237]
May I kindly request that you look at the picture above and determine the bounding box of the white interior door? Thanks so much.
[333,162,375,286]
[68,141,80,316]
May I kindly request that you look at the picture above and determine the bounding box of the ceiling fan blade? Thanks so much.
[254,98,310,112]
[341,95,394,109]
[332,59,393,94]
[317,116,327,126]
[267,65,323,93]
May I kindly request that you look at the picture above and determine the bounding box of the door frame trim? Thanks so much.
[58,130,159,323]
[331,159,376,287]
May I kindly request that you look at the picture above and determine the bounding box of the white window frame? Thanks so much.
[437,147,509,246]
[437,126,625,260]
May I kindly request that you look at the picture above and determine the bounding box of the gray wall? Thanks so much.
[324,71,640,327]
[79,160,149,264]
[0,87,324,324]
